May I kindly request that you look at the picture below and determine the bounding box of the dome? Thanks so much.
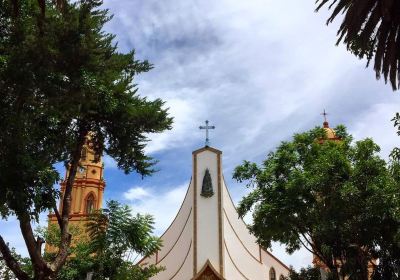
[323,121,338,140]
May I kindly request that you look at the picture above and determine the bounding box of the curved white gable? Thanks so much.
[139,146,290,280]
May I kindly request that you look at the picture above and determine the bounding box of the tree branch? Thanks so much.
[49,126,88,273]
[18,214,52,277]
[53,206,62,229]
[299,231,332,271]
[0,234,30,280]
[293,223,330,267]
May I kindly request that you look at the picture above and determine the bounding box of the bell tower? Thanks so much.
[61,140,105,218]
[46,136,105,250]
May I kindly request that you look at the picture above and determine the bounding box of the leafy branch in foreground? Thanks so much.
[41,200,163,280]
[316,0,400,90]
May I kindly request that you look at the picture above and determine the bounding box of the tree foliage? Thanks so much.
[234,126,400,279]
[0,0,171,279]
[285,266,323,280]
[41,201,163,280]
[316,0,400,90]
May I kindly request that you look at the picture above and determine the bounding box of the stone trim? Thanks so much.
[217,153,224,276]
[193,153,198,276]
[192,146,222,156]
[192,259,225,280]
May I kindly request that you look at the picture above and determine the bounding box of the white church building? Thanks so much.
[139,146,290,279]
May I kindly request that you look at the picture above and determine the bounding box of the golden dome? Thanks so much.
[323,121,339,140]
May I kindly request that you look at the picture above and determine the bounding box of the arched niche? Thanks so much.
[269,267,276,280]
[84,192,97,214]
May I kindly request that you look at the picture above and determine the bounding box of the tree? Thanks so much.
[0,0,172,279]
[316,0,400,90]
[285,266,323,280]
[39,201,163,280]
[234,126,400,280]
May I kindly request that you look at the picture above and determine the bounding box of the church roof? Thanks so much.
[138,146,290,279]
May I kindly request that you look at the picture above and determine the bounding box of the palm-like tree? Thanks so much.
[85,200,163,279]
[316,0,400,90]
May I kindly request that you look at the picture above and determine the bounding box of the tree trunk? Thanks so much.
[18,214,52,279]
[49,126,88,275]
[1,125,89,280]
[0,235,30,280]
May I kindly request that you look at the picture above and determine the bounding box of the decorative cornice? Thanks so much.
[192,146,222,156]
[60,179,105,186]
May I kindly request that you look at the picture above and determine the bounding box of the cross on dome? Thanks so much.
[199,120,215,147]
[321,109,329,128]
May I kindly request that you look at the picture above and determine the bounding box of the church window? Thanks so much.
[279,275,285,280]
[269,267,276,280]
[85,193,96,214]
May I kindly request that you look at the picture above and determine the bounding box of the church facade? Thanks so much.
[139,146,290,280]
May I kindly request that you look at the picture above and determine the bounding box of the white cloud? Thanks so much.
[145,96,203,154]
[123,186,152,201]
[103,0,397,164]
[350,102,399,159]
[123,182,188,234]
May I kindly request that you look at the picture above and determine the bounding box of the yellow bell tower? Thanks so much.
[46,137,105,250]
[61,142,105,218]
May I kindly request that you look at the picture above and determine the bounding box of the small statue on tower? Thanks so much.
[201,168,214,198]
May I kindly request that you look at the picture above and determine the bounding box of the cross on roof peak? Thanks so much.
[199,120,215,147]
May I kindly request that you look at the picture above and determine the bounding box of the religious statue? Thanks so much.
[201,168,214,197]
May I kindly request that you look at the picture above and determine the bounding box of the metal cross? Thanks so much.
[199,120,215,147]
[321,109,328,122]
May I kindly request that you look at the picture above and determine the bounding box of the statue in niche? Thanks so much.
[201,168,214,197]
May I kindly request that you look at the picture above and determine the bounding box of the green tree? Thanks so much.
[315,0,400,90]
[234,126,400,280]
[0,0,172,279]
[39,201,163,280]
[285,266,323,280]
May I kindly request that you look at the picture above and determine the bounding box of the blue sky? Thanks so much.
[1,0,400,271]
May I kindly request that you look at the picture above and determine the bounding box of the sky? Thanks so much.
[1,0,400,272]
